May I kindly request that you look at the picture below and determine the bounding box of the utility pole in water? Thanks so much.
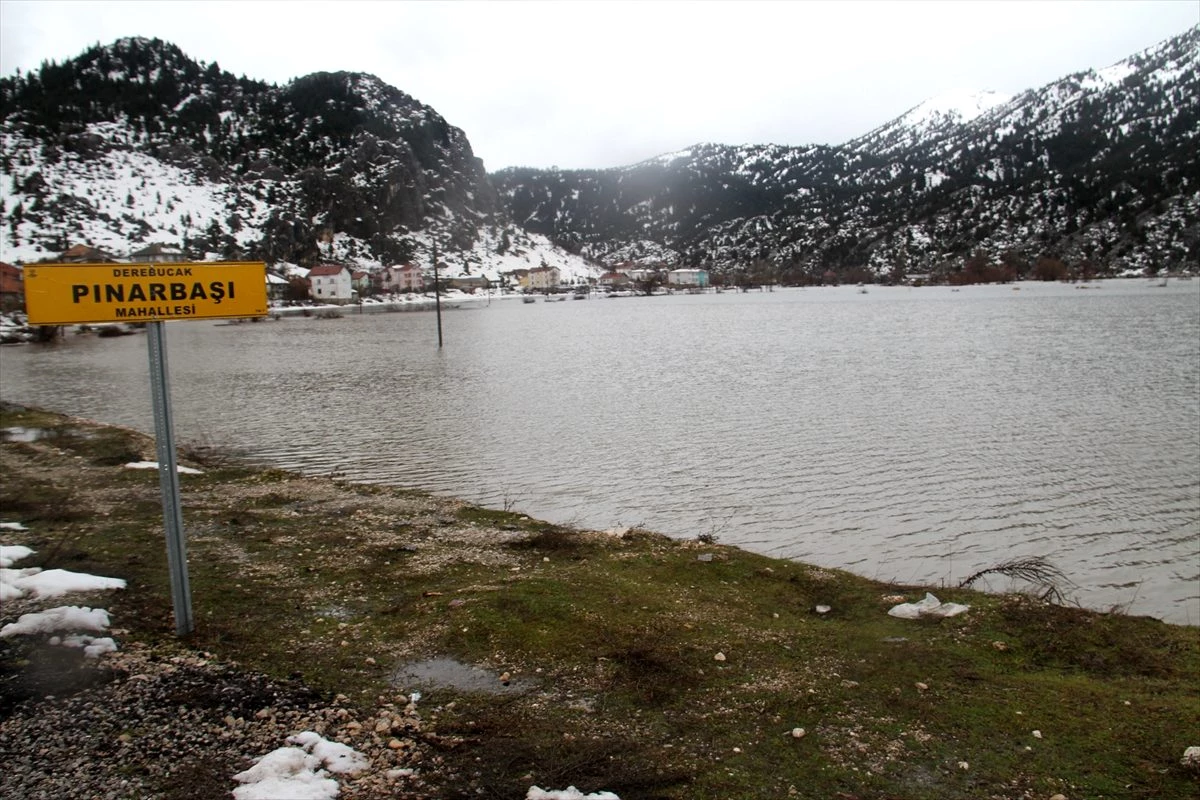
[432,241,444,348]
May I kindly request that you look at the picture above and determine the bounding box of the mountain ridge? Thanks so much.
[2,29,1196,282]
[495,26,1197,280]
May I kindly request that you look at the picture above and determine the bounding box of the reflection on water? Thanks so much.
[2,280,1197,623]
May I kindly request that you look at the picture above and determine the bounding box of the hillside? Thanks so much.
[0,37,596,283]
[1,29,1197,284]
[494,27,1199,281]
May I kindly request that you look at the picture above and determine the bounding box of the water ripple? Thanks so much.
[1,282,1197,623]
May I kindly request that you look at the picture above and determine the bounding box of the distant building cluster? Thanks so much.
[0,242,722,313]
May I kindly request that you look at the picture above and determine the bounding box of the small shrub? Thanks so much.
[598,624,696,706]
[79,430,145,466]
[508,524,591,555]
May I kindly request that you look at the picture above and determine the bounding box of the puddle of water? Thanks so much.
[390,657,533,695]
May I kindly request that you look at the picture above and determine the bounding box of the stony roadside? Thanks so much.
[3,403,1199,800]
[0,404,480,799]
[0,618,445,800]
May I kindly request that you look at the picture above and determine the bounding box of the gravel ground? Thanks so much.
[0,408,532,799]
[0,635,445,799]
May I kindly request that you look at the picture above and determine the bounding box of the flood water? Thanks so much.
[2,279,1197,623]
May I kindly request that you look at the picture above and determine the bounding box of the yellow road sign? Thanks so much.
[23,261,269,324]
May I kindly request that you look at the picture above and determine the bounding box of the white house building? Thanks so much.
[128,243,188,263]
[667,268,709,288]
[308,264,355,302]
[381,264,425,293]
[527,266,561,292]
[266,271,289,302]
[626,268,659,284]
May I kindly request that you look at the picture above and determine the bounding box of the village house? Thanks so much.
[626,268,658,284]
[57,243,121,263]
[127,243,188,263]
[381,264,425,294]
[308,264,354,303]
[265,272,289,302]
[0,262,23,311]
[503,269,530,291]
[527,266,561,292]
[598,271,631,289]
[351,270,373,296]
[668,268,709,288]
[449,275,489,293]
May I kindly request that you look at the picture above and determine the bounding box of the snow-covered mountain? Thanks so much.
[495,27,1199,280]
[845,89,1012,159]
[2,28,1197,284]
[0,38,598,284]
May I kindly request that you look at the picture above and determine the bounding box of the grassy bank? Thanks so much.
[1,404,1197,799]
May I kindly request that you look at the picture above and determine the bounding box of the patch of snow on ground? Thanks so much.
[0,605,111,636]
[0,605,118,658]
[4,567,127,598]
[124,460,204,474]
[0,543,35,565]
[0,540,127,601]
[527,787,620,800]
[233,731,369,800]
[59,633,120,658]
[289,732,372,774]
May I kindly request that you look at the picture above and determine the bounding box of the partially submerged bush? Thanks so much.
[959,556,1073,605]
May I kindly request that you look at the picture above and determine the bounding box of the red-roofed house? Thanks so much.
[58,243,120,263]
[598,271,631,289]
[0,262,23,311]
[308,264,354,302]
[351,270,373,296]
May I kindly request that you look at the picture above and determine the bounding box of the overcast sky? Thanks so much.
[1,1,1196,171]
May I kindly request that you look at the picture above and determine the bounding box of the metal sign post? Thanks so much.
[432,242,443,348]
[146,321,193,636]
